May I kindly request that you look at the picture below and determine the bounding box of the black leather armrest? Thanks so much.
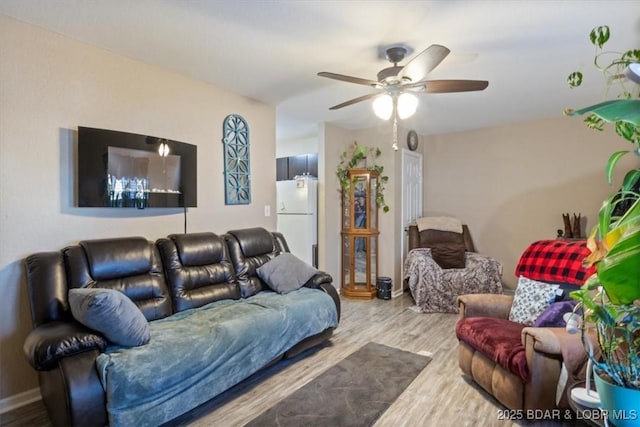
[39,350,108,427]
[23,321,107,371]
[303,272,340,321]
[304,271,332,289]
[316,282,341,322]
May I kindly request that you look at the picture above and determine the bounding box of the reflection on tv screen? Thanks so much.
[106,147,181,208]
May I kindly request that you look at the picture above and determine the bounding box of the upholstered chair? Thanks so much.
[404,220,503,313]
[456,293,588,411]
[455,239,597,412]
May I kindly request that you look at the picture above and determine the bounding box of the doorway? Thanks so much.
[400,148,423,294]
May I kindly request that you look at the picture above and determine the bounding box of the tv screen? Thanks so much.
[78,127,197,208]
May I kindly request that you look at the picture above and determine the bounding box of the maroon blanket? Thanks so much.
[456,317,529,381]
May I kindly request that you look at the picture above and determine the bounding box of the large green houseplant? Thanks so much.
[565,25,640,424]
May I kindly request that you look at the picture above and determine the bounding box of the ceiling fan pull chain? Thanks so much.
[392,113,399,151]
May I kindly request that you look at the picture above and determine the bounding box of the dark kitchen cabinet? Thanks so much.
[276,157,288,181]
[307,153,318,177]
[276,153,318,181]
[288,155,308,178]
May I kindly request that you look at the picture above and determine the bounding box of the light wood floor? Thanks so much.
[0,292,585,427]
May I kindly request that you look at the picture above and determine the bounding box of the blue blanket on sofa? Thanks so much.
[96,287,338,427]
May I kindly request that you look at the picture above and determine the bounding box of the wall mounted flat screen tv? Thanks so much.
[78,126,197,208]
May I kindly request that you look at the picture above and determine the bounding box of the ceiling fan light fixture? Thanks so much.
[373,94,393,120]
[397,93,418,119]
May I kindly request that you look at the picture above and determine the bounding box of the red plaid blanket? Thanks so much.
[515,240,596,286]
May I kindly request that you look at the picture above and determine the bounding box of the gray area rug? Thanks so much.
[244,342,431,427]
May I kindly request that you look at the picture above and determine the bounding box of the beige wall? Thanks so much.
[423,117,635,288]
[276,134,318,158]
[0,15,276,402]
[319,123,351,279]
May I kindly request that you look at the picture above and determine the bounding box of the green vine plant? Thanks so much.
[565,25,640,187]
[336,141,390,213]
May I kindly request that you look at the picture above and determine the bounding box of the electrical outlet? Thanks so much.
[264,205,271,217]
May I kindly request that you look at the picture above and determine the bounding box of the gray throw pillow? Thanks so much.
[256,253,318,294]
[68,288,150,347]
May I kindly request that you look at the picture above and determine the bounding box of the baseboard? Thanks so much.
[0,388,41,414]
[391,288,403,298]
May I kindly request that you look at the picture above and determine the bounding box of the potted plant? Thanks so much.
[566,25,640,425]
[336,141,390,213]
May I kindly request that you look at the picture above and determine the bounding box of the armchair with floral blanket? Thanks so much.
[404,220,503,313]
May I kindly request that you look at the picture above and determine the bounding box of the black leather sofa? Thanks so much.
[23,227,340,426]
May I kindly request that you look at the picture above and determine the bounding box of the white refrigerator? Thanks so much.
[276,177,318,266]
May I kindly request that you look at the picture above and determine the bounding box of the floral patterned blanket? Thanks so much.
[404,248,503,313]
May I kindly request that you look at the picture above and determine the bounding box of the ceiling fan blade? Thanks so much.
[318,72,379,87]
[405,79,489,93]
[397,44,450,83]
[329,93,380,110]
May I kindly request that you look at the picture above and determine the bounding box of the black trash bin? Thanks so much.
[376,277,392,300]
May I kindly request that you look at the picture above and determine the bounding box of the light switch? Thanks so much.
[264,205,271,217]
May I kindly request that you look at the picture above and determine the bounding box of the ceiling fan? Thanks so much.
[318,44,488,119]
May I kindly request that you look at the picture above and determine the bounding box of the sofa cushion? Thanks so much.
[69,288,150,347]
[226,227,276,258]
[456,317,529,382]
[225,228,280,297]
[80,237,152,281]
[64,240,173,322]
[170,232,227,267]
[508,276,559,326]
[257,253,318,294]
[157,233,240,312]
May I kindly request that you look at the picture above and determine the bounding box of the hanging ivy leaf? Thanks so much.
[621,49,640,63]
[590,25,610,48]
[615,121,639,144]
[567,71,583,88]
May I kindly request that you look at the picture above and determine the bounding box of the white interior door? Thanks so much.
[400,149,423,288]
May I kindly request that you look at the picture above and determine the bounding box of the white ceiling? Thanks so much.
[1,0,638,140]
